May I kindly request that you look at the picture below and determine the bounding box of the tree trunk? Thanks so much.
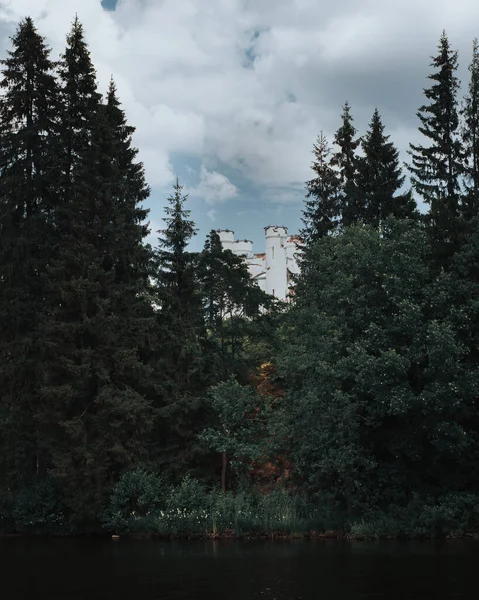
[221,452,227,492]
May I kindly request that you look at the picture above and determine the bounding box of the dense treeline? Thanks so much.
[1,20,478,538]
[0,16,272,531]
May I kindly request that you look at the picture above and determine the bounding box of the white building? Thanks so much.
[217,226,302,302]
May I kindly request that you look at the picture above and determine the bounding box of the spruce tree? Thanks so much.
[461,39,479,222]
[302,132,341,244]
[0,17,60,489]
[199,230,225,332]
[37,73,155,523]
[358,108,418,227]
[152,178,207,476]
[331,102,361,228]
[103,78,152,289]
[408,31,462,264]
[57,15,102,208]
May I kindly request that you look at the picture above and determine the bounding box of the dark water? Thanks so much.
[1,538,478,599]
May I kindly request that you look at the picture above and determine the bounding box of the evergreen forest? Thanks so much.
[1,19,479,539]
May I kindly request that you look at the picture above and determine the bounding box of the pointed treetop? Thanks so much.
[3,16,49,61]
[106,76,119,108]
[371,107,381,123]
[18,15,35,31]
[66,14,86,45]
[156,176,197,254]
[358,108,416,226]
[429,29,458,75]
[333,101,360,157]
[11,16,36,37]
[302,131,341,243]
[1,16,56,94]
[363,108,388,150]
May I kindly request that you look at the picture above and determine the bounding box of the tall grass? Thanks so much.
[102,472,323,537]
[101,471,479,539]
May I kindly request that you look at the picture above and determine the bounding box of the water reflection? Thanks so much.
[1,538,478,599]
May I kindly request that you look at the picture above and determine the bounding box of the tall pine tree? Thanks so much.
[408,31,462,265]
[461,39,479,222]
[331,102,361,228]
[0,17,60,491]
[57,15,102,209]
[37,64,155,522]
[152,178,208,477]
[302,132,341,244]
[358,108,418,228]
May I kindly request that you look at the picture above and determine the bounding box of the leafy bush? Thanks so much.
[12,478,66,534]
[348,493,479,539]
[102,469,167,533]
[153,476,211,535]
[165,476,209,513]
[103,474,479,539]
[102,471,324,537]
[415,493,479,537]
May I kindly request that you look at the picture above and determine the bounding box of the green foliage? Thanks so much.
[103,476,322,537]
[2,17,479,539]
[302,132,341,242]
[303,107,417,246]
[35,76,155,524]
[102,473,479,540]
[0,17,61,491]
[408,31,462,265]
[151,178,210,476]
[12,479,66,534]
[57,15,102,206]
[331,102,362,228]
[166,476,210,512]
[200,378,269,468]
[198,230,272,380]
[358,108,418,226]
[0,17,155,524]
[276,219,474,515]
[155,477,212,535]
[461,39,479,220]
[349,493,479,539]
[102,469,167,533]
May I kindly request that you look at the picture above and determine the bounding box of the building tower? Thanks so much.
[216,229,235,251]
[264,225,288,300]
[216,226,301,302]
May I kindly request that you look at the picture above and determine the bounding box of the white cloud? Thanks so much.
[206,209,217,222]
[189,166,238,205]
[1,0,478,201]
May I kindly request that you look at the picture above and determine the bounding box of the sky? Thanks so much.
[0,0,478,250]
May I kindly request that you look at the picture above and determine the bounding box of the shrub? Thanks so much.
[165,476,210,512]
[155,476,211,535]
[348,493,479,539]
[102,469,167,533]
[102,472,324,537]
[12,478,66,534]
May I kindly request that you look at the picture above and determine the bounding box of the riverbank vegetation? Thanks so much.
[1,19,479,540]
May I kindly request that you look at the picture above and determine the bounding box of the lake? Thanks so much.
[1,538,478,599]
